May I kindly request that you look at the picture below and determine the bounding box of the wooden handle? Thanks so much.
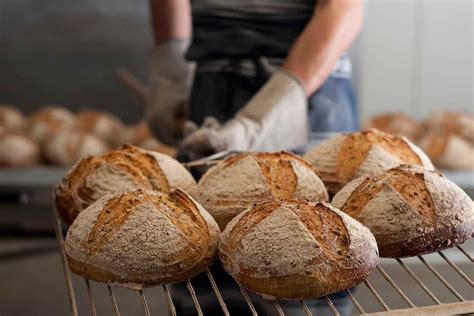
[116,68,148,101]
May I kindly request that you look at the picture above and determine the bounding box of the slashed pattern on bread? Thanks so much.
[55,144,195,224]
[304,129,434,195]
[219,200,378,299]
[192,152,329,229]
[332,165,474,257]
[65,189,220,288]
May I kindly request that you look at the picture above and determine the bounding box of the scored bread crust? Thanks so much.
[65,189,220,288]
[303,129,434,196]
[55,144,196,224]
[332,165,474,258]
[191,152,329,230]
[219,200,378,299]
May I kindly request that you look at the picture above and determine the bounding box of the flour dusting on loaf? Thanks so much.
[65,189,220,288]
[192,152,328,230]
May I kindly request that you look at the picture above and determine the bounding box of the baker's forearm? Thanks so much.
[283,0,363,95]
[150,0,192,44]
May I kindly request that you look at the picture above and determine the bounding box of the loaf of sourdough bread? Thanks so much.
[65,189,220,288]
[55,144,195,224]
[27,106,76,144]
[192,152,328,230]
[332,165,474,257]
[0,104,25,133]
[303,129,434,196]
[219,200,378,299]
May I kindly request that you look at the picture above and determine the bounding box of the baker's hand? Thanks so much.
[180,70,309,157]
[146,40,195,146]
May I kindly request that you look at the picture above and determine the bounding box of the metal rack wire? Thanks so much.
[53,152,474,315]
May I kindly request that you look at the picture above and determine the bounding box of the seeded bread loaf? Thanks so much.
[363,112,422,141]
[76,110,125,148]
[192,152,329,230]
[332,165,474,258]
[303,129,434,196]
[219,200,378,299]
[65,189,220,288]
[0,104,25,133]
[0,133,40,167]
[43,129,109,166]
[55,144,196,224]
[27,106,76,144]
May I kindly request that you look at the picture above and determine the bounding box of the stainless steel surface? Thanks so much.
[52,153,474,315]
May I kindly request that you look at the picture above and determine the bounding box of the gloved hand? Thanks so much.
[180,70,309,158]
[146,40,195,146]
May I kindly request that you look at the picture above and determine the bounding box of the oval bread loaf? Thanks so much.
[27,106,76,144]
[303,129,434,196]
[76,110,125,148]
[0,133,40,167]
[43,129,109,166]
[55,144,196,224]
[219,200,378,299]
[332,165,474,258]
[0,104,25,133]
[65,189,220,288]
[192,152,329,230]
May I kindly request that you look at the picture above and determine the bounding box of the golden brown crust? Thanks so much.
[332,165,474,258]
[193,151,329,229]
[219,200,378,299]
[363,113,422,141]
[65,189,220,287]
[55,144,195,224]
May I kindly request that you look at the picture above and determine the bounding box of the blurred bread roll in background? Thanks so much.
[27,106,76,144]
[0,104,26,133]
[76,110,125,148]
[0,133,40,167]
[423,111,474,143]
[122,121,176,157]
[363,112,422,141]
[43,128,109,166]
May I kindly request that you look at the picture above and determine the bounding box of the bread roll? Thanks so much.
[27,106,76,144]
[76,110,124,148]
[220,200,378,299]
[55,144,196,224]
[43,129,109,166]
[303,129,434,196]
[423,111,474,144]
[0,104,25,133]
[192,152,329,229]
[65,189,220,288]
[121,121,153,145]
[363,112,422,141]
[0,133,40,167]
[418,128,474,170]
[332,165,474,258]
[138,137,177,158]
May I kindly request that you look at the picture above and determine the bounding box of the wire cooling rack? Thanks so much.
[53,151,474,315]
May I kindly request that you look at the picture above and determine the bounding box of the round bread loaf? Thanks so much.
[219,200,378,299]
[65,189,220,288]
[423,111,474,144]
[55,144,196,224]
[27,106,76,144]
[122,121,153,145]
[76,110,124,148]
[43,129,109,166]
[0,104,25,133]
[303,129,434,196]
[0,133,40,167]
[192,152,329,230]
[363,112,422,141]
[418,128,474,170]
[332,165,474,258]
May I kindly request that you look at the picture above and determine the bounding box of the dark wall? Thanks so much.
[0,0,152,123]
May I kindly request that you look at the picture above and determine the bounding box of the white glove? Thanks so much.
[146,40,195,146]
[180,70,309,157]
